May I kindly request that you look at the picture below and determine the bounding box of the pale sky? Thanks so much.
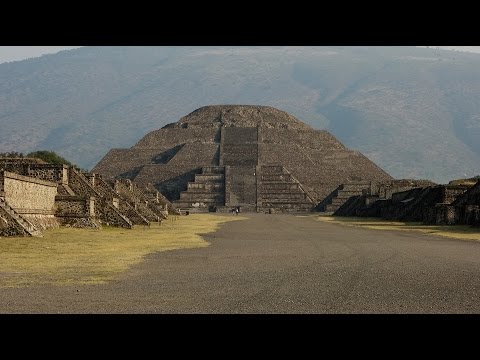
[0,46,480,65]
[0,46,82,64]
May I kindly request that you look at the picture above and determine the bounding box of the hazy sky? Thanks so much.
[1,46,480,64]
[0,46,82,64]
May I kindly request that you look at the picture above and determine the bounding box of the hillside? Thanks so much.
[0,46,479,183]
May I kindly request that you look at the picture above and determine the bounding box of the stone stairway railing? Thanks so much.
[281,167,317,204]
[113,180,160,222]
[68,168,133,228]
[94,176,150,225]
[258,165,315,212]
[0,198,42,237]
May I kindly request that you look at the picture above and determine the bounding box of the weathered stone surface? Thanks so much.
[55,195,91,217]
[67,168,133,228]
[92,105,392,212]
[171,105,312,130]
[0,158,45,176]
[0,201,30,237]
[2,171,57,215]
[325,179,437,214]
[57,216,101,229]
[0,159,170,234]
[112,179,163,221]
[334,182,475,226]
[0,170,58,236]
[452,180,480,226]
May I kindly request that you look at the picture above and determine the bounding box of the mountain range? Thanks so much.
[1,46,479,184]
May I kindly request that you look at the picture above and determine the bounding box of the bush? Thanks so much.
[27,150,73,166]
[26,150,86,171]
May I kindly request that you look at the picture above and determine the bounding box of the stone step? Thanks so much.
[179,193,225,201]
[260,193,308,200]
[2,204,23,220]
[223,143,258,149]
[194,174,225,183]
[0,200,42,236]
[201,166,225,174]
[62,184,76,196]
[261,181,298,186]
[261,200,310,206]
[215,205,257,213]
[173,201,223,209]
[258,207,313,213]
[183,189,224,195]
[261,175,293,182]
[181,207,211,213]
[262,199,313,205]
[260,189,304,195]
[261,184,300,190]
[187,182,224,191]
[223,153,258,159]
[223,159,257,167]
[260,204,314,210]
[261,166,284,174]
[337,190,365,197]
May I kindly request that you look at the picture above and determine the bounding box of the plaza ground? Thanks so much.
[1,213,480,313]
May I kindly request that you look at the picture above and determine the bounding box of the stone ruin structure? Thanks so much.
[2,104,477,234]
[93,105,392,213]
[0,169,57,236]
[0,159,170,237]
[325,179,437,214]
[333,178,480,227]
[449,180,480,226]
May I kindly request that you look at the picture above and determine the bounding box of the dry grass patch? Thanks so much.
[0,214,245,288]
[318,215,480,241]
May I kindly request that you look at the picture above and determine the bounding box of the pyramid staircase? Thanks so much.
[0,198,42,237]
[258,166,315,213]
[173,166,225,211]
[317,181,372,213]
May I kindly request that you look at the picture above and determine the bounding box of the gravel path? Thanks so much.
[1,213,480,313]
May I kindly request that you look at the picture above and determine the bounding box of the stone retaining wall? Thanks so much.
[27,164,68,184]
[1,171,58,231]
[0,203,29,236]
[54,195,99,228]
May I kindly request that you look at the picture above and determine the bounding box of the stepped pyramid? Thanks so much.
[93,105,392,212]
